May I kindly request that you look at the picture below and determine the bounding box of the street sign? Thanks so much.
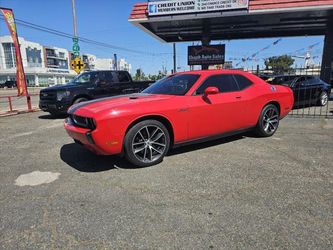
[70,56,85,74]
[72,37,80,57]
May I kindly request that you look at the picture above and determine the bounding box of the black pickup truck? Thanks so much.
[39,70,154,116]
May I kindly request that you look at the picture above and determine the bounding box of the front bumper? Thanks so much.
[39,100,71,114]
[64,118,109,155]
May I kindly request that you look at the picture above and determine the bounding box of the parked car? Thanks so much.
[0,80,16,88]
[268,75,331,107]
[64,70,294,167]
[39,70,154,116]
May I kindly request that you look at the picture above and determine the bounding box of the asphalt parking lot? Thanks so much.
[0,112,332,249]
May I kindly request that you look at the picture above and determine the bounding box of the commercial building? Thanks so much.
[0,36,75,86]
[129,0,333,84]
[0,36,132,86]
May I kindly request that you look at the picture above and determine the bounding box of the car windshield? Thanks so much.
[70,72,97,85]
[142,74,200,96]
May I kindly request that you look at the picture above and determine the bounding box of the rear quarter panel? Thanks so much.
[243,74,294,125]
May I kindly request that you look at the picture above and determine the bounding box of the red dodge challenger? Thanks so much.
[64,70,294,167]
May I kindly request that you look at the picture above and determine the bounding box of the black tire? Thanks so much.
[73,97,88,104]
[317,91,328,106]
[124,120,170,167]
[255,104,280,137]
[49,111,60,117]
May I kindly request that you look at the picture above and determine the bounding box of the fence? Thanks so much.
[244,65,333,118]
[0,93,40,116]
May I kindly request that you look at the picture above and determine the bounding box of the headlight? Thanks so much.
[56,91,70,101]
[71,114,96,130]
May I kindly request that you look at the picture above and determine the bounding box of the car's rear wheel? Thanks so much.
[124,120,170,167]
[255,104,280,137]
[318,91,328,106]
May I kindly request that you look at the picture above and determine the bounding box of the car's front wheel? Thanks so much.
[255,104,280,137]
[318,91,328,106]
[124,120,170,167]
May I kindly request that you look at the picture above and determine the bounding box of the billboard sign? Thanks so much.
[188,45,225,65]
[148,0,249,16]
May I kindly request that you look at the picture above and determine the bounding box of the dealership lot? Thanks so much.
[0,112,333,249]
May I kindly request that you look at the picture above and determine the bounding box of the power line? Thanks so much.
[0,17,171,56]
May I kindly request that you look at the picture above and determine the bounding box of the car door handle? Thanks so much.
[235,96,242,99]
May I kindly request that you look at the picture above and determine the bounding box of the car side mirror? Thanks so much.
[204,87,219,97]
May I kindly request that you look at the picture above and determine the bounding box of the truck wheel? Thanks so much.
[73,97,88,104]
[255,104,280,137]
[124,120,170,167]
[49,111,60,117]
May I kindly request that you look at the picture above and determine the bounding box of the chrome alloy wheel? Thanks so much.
[320,92,328,106]
[132,125,167,163]
[262,107,279,134]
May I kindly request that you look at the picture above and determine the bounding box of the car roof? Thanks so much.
[175,69,252,76]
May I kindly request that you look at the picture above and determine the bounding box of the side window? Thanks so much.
[95,72,108,86]
[116,72,130,83]
[295,77,306,87]
[105,71,114,83]
[196,74,239,95]
[234,75,253,90]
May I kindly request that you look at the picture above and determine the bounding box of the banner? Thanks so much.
[1,8,28,96]
[188,45,225,65]
[148,0,249,16]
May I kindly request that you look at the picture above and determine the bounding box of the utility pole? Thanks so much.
[173,43,176,74]
[71,0,78,38]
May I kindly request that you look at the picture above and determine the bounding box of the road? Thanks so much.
[0,112,332,249]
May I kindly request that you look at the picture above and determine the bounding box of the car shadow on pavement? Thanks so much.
[168,133,247,156]
[39,114,68,120]
[60,143,137,172]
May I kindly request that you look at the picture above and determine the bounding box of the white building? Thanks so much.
[0,36,76,86]
[118,58,132,73]
[0,36,133,86]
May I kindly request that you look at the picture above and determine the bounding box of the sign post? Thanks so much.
[0,7,32,111]
[70,0,85,74]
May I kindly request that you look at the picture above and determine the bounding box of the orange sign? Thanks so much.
[1,8,28,96]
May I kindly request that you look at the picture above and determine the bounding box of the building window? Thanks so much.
[59,52,65,59]
[58,59,68,69]
[26,75,36,86]
[3,43,16,69]
[26,47,42,68]
[46,48,56,57]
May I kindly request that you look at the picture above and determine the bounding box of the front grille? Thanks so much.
[40,91,56,101]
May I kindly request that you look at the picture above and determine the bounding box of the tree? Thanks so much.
[264,55,294,73]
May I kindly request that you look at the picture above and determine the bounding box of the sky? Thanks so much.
[0,0,324,75]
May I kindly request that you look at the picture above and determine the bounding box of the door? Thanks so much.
[88,71,113,98]
[186,74,246,140]
[110,71,136,96]
[292,76,307,106]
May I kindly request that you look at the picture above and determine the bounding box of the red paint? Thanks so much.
[64,70,294,156]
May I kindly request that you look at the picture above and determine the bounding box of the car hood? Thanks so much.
[68,93,176,116]
[41,83,83,92]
